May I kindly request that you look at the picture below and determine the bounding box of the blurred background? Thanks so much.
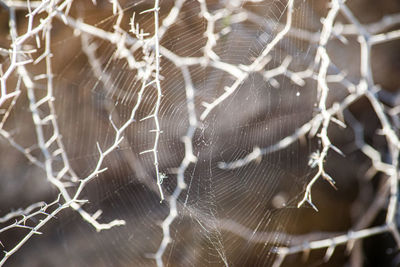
[0,0,400,266]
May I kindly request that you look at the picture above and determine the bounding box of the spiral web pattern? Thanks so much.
[1,0,400,266]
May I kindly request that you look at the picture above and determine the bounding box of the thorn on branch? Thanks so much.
[329,144,345,157]
[140,7,160,15]
[140,149,154,155]
[140,114,155,121]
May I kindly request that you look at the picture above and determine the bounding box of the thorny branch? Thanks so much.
[0,0,399,266]
[214,0,400,265]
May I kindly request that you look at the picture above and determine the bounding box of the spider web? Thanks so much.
[51,1,316,266]
[1,0,400,266]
